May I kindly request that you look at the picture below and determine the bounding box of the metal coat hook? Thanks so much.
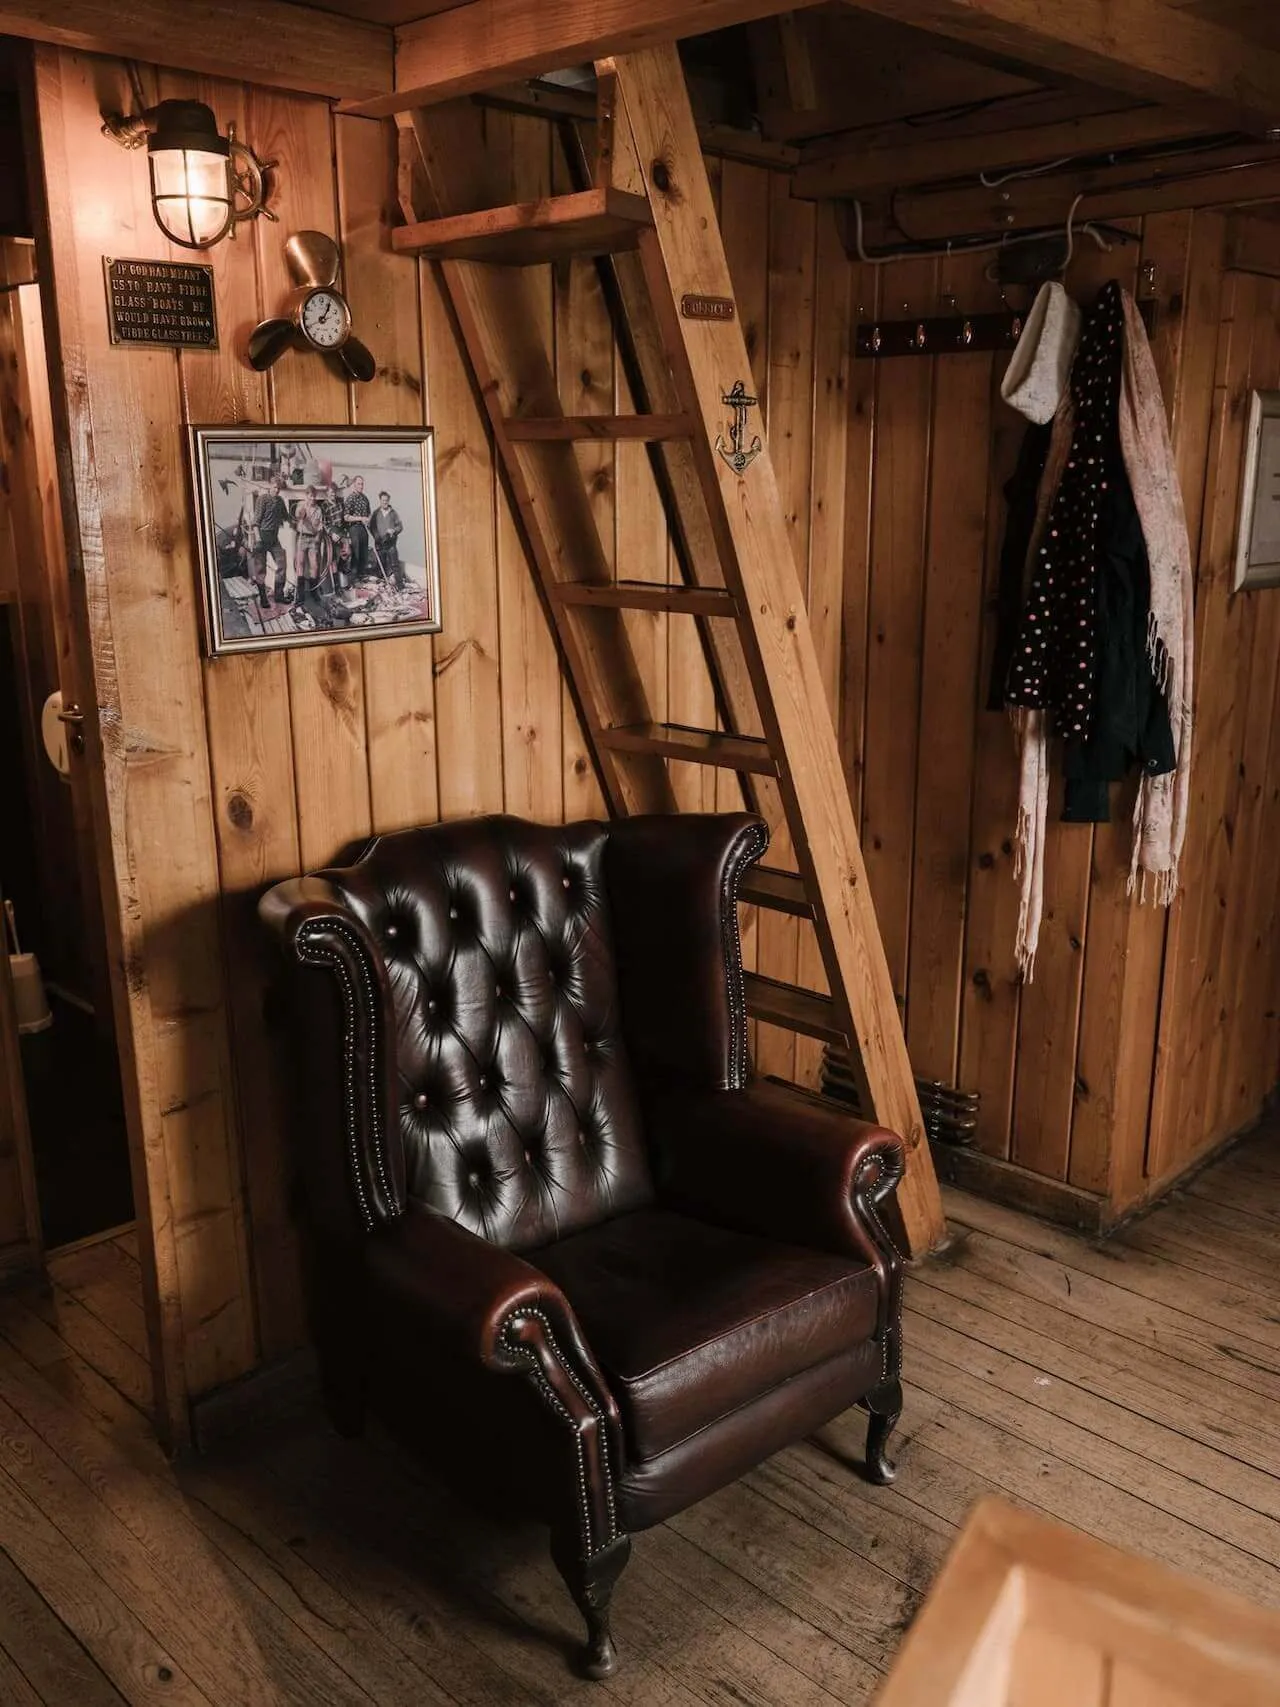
[855,307,1031,360]
[1136,260,1160,337]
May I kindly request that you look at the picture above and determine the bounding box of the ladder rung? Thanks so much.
[554,581,737,617]
[504,414,692,442]
[597,722,777,775]
[744,973,844,1043]
[392,187,652,264]
[738,867,813,917]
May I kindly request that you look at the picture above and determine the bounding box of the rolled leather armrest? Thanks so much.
[368,1204,625,1552]
[259,874,405,1232]
[366,1201,598,1373]
[259,874,362,949]
[652,1077,905,1311]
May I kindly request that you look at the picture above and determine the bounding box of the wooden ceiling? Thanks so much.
[303,0,1280,245]
[297,0,1280,52]
[1171,1,1280,53]
[301,0,463,23]
[8,0,1280,241]
[749,10,1046,142]
[727,3,1280,248]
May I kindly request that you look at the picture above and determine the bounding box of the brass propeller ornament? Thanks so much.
[248,230,376,382]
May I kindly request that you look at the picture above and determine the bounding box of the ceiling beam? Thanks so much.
[343,0,829,117]
[793,103,1233,199]
[0,0,393,100]
[474,79,800,166]
[841,0,1280,135]
[874,140,1280,241]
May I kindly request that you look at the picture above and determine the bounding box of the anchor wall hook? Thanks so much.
[715,379,763,475]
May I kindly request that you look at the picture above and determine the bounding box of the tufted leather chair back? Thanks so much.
[316,817,654,1251]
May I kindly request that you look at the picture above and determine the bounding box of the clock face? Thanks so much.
[300,288,350,350]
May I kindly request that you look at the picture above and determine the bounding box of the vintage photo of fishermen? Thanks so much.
[191,430,440,656]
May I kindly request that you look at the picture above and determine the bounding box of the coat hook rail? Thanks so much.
[855,310,1025,359]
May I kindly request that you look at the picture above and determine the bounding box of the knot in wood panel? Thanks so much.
[226,790,255,832]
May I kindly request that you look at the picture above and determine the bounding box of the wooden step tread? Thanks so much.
[553,581,736,616]
[744,973,844,1043]
[738,867,813,917]
[597,722,777,774]
[392,187,652,264]
[504,414,692,441]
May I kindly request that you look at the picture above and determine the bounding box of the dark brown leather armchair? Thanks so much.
[260,813,906,1678]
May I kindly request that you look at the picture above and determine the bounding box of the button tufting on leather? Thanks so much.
[341,815,658,1251]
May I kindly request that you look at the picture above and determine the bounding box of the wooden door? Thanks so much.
[0,238,113,1032]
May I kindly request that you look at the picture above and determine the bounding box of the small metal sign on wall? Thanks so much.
[680,293,735,322]
[104,257,218,350]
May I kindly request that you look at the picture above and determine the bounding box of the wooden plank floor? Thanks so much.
[3,1131,1280,1703]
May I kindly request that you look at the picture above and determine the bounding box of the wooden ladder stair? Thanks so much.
[393,48,944,1255]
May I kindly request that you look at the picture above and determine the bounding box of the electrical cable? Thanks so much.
[848,197,1115,267]
[980,156,1075,188]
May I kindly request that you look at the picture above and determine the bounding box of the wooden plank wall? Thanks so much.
[29,43,1280,1431]
[1144,264,1280,1199]
[30,51,847,1425]
[845,210,1280,1217]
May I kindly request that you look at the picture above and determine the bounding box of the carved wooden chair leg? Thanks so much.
[550,1528,633,1680]
[863,1378,903,1485]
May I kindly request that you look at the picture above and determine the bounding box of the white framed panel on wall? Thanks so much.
[1235,389,1280,591]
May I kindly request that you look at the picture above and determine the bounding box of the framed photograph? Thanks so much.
[1235,390,1280,591]
[188,425,442,656]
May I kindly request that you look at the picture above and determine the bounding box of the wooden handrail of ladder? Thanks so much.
[393,50,946,1256]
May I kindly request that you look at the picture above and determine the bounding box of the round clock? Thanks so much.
[299,286,350,350]
[248,230,375,382]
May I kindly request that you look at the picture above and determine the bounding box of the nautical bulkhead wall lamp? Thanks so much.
[101,99,275,250]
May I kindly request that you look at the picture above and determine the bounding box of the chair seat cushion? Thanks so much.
[529,1208,879,1460]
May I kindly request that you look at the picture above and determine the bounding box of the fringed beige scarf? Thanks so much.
[1013,709,1049,982]
[1013,404,1075,982]
[1118,291,1194,905]
[1012,290,1193,978]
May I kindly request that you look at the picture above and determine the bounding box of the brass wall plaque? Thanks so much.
[104,257,218,350]
[680,293,735,322]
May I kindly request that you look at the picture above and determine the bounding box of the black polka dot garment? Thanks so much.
[1005,280,1126,737]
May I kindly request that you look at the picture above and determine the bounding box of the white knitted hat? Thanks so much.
[1000,281,1082,425]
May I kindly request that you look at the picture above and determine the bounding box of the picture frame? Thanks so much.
[188,425,442,656]
[1234,390,1280,591]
